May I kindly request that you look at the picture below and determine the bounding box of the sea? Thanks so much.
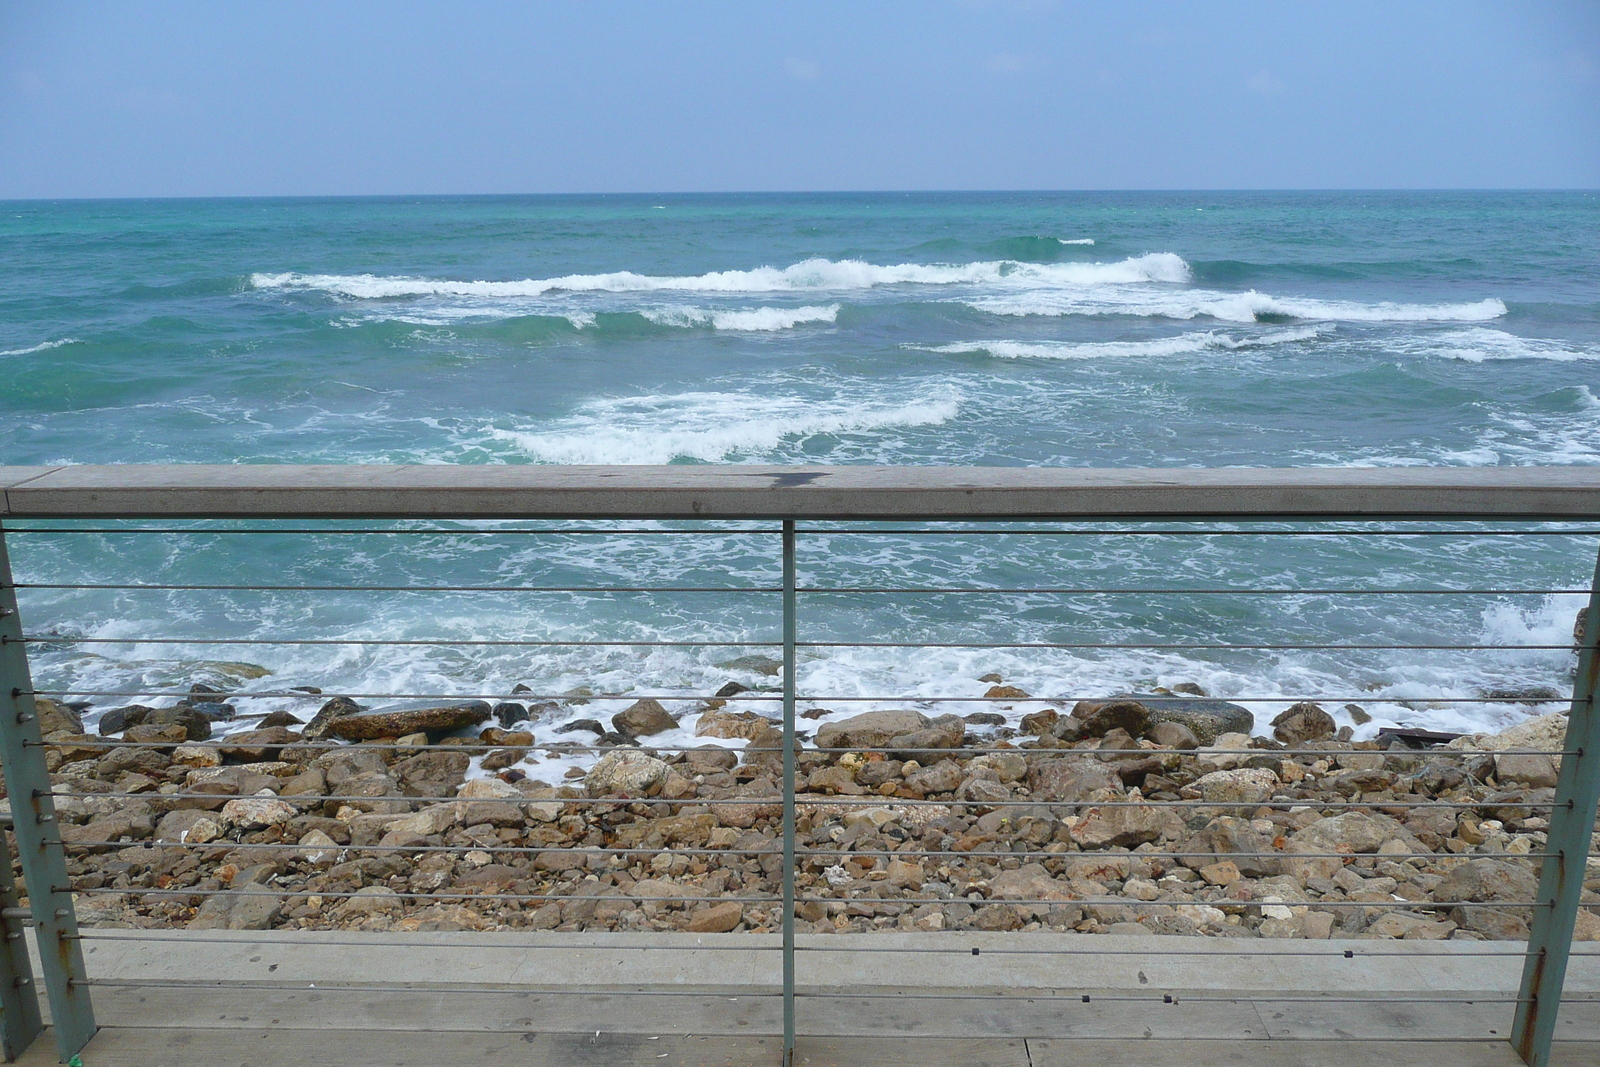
[3,191,1598,765]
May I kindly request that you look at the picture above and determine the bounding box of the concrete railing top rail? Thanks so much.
[4,464,1600,520]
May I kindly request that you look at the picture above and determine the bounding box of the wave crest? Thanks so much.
[639,304,840,331]
[917,325,1328,360]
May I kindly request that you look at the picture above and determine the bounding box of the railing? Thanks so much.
[1,464,1598,1067]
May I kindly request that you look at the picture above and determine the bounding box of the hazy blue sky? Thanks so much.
[2,1,1597,197]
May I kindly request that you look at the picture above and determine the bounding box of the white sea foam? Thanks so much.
[480,387,961,465]
[250,253,1189,299]
[915,325,1327,360]
[0,338,80,357]
[1058,238,1095,245]
[1389,327,1600,362]
[972,288,1507,323]
[640,304,840,331]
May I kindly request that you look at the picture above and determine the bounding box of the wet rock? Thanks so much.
[1344,704,1373,725]
[1147,721,1200,750]
[328,703,491,741]
[1077,700,1150,740]
[301,696,365,740]
[219,727,299,763]
[964,712,1007,727]
[1116,695,1254,745]
[492,702,528,728]
[97,705,153,736]
[585,749,670,796]
[555,718,605,736]
[144,706,213,742]
[1271,702,1337,746]
[695,710,776,740]
[814,710,930,750]
[612,698,676,738]
[122,723,188,747]
[717,654,783,677]
[257,710,304,729]
[985,685,1031,701]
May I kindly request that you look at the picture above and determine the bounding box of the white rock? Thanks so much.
[220,797,295,830]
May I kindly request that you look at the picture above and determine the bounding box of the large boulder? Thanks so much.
[887,714,966,759]
[1271,702,1337,746]
[1077,700,1151,740]
[585,749,670,796]
[327,703,491,741]
[612,698,677,738]
[301,696,366,741]
[814,710,929,751]
[1432,858,1539,906]
[1098,695,1253,745]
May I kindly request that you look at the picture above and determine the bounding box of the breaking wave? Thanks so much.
[915,325,1328,360]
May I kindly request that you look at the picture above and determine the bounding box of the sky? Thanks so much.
[1,1,1597,198]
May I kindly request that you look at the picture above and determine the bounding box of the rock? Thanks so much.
[683,746,739,774]
[612,698,676,738]
[808,765,866,794]
[984,685,1031,701]
[686,901,744,933]
[1200,861,1242,886]
[1494,752,1560,788]
[1195,767,1278,805]
[963,712,1007,727]
[1018,709,1059,736]
[455,777,528,826]
[1147,721,1200,750]
[1433,859,1539,905]
[1077,700,1151,740]
[886,858,924,889]
[1069,801,1183,849]
[717,654,783,677]
[1113,695,1254,745]
[887,715,966,758]
[1344,704,1373,725]
[97,704,152,736]
[257,710,304,728]
[186,701,237,722]
[989,863,1075,902]
[556,718,605,736]
[339,886,403,917]
[492,702,528,728]
[386,804,459,837]
[1455,713,1569,755]
[155,808,224,844]
[904,759,965,795]
[219,727,299,762]
[297,829,341,865]
[221,797,296,831]
[392,750,471,793]
[1178,816,1280,878]
[328,703,491,741]
[585,749,670,796]
[188,885,283,931]
[814,710,930,750]
[144,706,213,741]
[35,698,84,737]
[123,723,188,746]
[1271,702,1337,746]
[1026,757,1120,802]
[695,710,776,741]
[300,696,365,740]
[172,744,223,769]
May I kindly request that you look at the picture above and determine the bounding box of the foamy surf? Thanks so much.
[1389,327,1600,362]
[0,337,80,357]
[475,387,962,464]
[971,287,1508,323]
[249,253,1189,299]
[639,304,840,331]
[914,325,1328,360]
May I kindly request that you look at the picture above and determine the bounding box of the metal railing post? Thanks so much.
[780,519,797,1066]
[0,524,96,1062]
[1512,541,1600,1067]
[0,813,42,1062]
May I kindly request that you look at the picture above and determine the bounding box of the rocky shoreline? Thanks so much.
[8,679,1600,942]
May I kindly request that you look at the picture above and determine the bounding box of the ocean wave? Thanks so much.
[249,253,1189,299]
[479,388,961,464]
[972,287,1507,323]
[914,325,1327,360]
[1059,238,1095,245]
[1389,327,1600,363]
[639,304,840,331]
[0,338,80,357]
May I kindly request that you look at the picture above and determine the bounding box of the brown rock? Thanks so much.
[1077,700,1150,740]
[329,703,491,741]
[1272,702,1337,746]
[612,698,677,738]
[686,901,744,932]
[814,710,930,750]
[219,727,299,762]
[1026,757,1120,801]
[300,695,365,740]
[1147,721,1200,750]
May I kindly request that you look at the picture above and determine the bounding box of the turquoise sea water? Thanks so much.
[3,192,1598,754]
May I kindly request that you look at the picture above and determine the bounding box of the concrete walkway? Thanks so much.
[15,930,1600,1066]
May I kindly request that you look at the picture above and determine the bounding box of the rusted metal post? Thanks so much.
[0,524,96,1061]
[1512,542,1600,1067]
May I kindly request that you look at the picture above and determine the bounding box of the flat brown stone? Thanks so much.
[328,703,491,740]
